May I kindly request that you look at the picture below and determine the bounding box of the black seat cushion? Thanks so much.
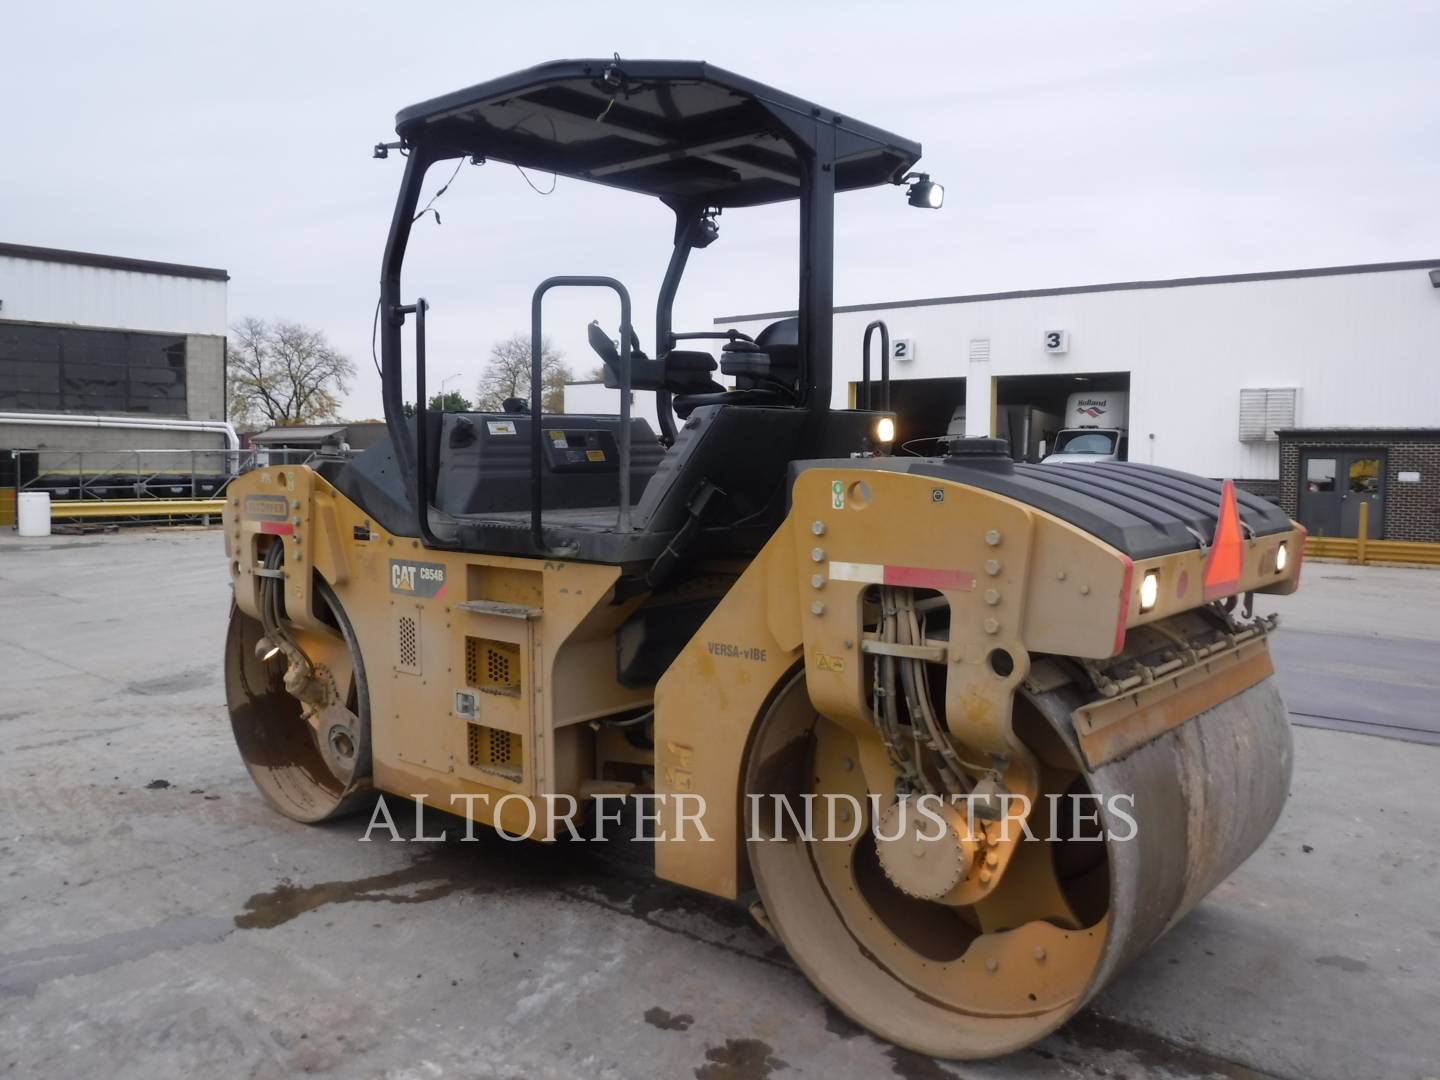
[662,350,724,396]
[665,349,719,375]
[720,326,798,390]
[672,387,788,418]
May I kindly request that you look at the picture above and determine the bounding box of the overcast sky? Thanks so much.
[4,1,1437,420]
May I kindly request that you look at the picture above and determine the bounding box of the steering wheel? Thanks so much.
[586,320,620,374]
[586,321,645,377]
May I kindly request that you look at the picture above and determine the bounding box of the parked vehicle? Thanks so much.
[1042,391,1129,464]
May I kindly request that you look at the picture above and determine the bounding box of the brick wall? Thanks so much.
[1234,478,1281,503]
[1279,431,1440,543]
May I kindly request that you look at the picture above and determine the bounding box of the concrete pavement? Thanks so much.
[1266,562,1440,744]
[1,530,1438,1079]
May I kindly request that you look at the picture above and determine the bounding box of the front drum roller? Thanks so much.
[745,668,1292,1059]
[223,575,373,823]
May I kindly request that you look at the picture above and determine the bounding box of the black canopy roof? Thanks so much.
[395,59,923,208]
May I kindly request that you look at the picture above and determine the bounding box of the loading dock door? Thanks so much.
[993,372,1130,463]
[857,377,965,451]
[1298,450,1385,538]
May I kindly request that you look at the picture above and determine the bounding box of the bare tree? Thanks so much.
[475,334,573,413]
[228,318,356,427]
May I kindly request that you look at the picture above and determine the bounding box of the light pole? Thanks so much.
[437,372,462,407]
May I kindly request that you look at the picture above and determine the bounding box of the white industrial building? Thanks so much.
[713,258,1440,499]
[567,257,1440,540]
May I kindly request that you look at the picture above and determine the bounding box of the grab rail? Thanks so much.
[397,298,443,547]
[529,277,633,551]
[860,320,890,411]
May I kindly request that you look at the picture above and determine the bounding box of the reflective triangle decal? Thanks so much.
[1203,479,1245,600]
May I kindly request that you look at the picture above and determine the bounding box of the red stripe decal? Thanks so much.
[259,521,293,535]
[1113,555,1134,656]
[882,565,975,591]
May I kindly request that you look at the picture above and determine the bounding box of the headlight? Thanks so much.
[906,176,944,209]
[1275,542,1288,573]
[1139,569,1159,612]
[874,416,896,444]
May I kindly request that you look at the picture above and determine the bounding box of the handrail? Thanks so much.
[529,277,633,552]
[398,298,443,547]
[12,447,257,501]
[0,412,239,453]
[48,498,226,521]
[861,320,890,411]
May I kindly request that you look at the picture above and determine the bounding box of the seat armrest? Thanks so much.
[601,353,669,390]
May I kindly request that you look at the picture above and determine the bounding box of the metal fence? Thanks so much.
[1305,535,1440,568]
[9,447,256,502]
[1302,499,1440,567]
[1,446,337,528]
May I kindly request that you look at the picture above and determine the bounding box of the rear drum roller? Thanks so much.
[745,667,1292,1059]
[223,574,373,823]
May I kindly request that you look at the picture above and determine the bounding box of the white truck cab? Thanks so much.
[1042,391,1129,465]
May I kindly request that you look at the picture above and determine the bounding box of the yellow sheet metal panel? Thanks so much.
[653,521,802,899]
[222,464,645,835]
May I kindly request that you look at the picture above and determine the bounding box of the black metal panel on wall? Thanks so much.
[0,320,187,416]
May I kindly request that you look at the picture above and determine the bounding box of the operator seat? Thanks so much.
[630,403,811,536]
[587,322,724,407]
[672,317,801,416]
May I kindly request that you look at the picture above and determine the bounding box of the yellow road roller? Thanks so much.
[222,58,1304,1059]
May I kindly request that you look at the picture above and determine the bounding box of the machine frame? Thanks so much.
[221,57,1306,1059]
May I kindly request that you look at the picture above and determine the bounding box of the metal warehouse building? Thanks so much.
[716,258,1440,542]
[1,243,233,513]
[0,242,232,452]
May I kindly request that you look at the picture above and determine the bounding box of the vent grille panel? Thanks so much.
[465,638,521,696]
[1239,387,1298,442]
[466,723,523,781]
[397,616,419,672]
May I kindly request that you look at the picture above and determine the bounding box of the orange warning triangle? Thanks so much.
[1203,479,1245,600]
